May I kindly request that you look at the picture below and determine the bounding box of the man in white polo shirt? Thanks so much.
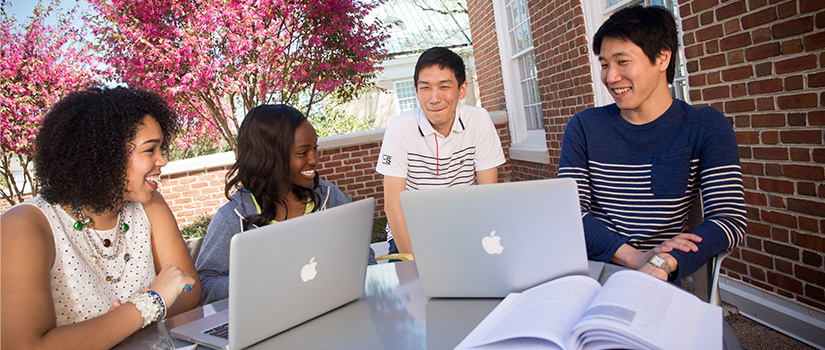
[376,47,506,257]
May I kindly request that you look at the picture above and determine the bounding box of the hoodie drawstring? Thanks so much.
[321,186,331,209]
[234,207,245,232]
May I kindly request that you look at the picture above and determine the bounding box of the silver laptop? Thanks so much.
[400,178,588,298]
[170,198,375,349]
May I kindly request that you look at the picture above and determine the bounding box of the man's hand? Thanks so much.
[611,244,654,270]
[639,261,669,280]
[612,244,682,281]
[652,232,702,255]
[644,233,702,279]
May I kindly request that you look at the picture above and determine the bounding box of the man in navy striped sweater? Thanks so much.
[558,6,746,282]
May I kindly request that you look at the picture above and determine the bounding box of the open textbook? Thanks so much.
[455,270,721,350]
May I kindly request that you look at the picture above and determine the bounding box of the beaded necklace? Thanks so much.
[61,206,132,283]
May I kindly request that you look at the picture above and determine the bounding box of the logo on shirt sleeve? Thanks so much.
[382,154,392,165]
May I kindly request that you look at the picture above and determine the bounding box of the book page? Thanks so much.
[456,275,601,349]
[568,270,722,350]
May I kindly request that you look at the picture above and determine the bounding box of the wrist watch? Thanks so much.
[648,255,673,275]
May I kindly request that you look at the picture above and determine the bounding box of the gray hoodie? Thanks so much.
[196,180,376,304]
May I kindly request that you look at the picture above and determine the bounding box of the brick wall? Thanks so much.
[161,166,231,225]
[510,159,554,181]
[467,0,507,112]
[530,0,595,177]
[679,0,825,311]
[469,0,825,312]
[493,114,515,182]
[316,142,385,216]
[467,0,515,182]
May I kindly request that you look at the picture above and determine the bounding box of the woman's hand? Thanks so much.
[148,264,196,309]
[108,299,122,312]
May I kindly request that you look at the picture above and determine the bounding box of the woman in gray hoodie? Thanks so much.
[196,104,376,304]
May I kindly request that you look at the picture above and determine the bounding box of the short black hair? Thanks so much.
[35,86,179,213]
[414,47,466,86]
[592,6,679,84]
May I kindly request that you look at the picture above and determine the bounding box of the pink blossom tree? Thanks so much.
[87,0,388,153]
[1,1,96,206]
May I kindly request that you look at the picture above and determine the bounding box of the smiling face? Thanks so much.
[599,36,673,124]
[289,121,319,189]
[123,115,167,204]
[415,64,468,136]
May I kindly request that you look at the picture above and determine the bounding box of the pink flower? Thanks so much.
[84,0,388,152]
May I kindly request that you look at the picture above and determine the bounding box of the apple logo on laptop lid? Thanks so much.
[481,231,504,255]
[301,257,318,282]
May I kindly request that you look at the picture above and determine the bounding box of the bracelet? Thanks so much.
[128,290,167,328]
[145,289,167,321]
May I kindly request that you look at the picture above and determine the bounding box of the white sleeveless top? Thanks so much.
[24,196,156,326]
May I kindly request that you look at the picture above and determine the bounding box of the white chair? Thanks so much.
[708,250,731,307]
[682,193,730,306]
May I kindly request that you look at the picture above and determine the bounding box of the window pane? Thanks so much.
[521,77,542,131]
[526,105,543,130]
[395,81,418,112]
[528,51,537,77]
[506,2,515,29]
[525,105,535,130]
[505,0,544,132]
[521,22,532,50]
[518,52,537,81]
[512,26,523,53]
[523,104,532,130]
[521,81,531,104]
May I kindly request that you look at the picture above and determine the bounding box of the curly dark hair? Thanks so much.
[226,104,319,229]
[35,86,179,214]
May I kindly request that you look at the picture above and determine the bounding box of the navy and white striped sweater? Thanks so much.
[558,100,746,280]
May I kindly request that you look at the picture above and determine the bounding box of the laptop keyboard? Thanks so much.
[204,322,229,339]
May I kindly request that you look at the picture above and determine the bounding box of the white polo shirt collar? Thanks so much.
[415,108,466,138]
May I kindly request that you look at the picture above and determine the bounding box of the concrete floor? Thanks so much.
[724,304,816,350]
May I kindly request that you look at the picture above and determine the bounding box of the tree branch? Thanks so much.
[412,0,467,15]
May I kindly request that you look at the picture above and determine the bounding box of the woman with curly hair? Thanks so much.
[1,87,200,349]
[195,104,375,304]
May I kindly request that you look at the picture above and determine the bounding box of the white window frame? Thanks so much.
[393,79,418,113]
[583,0,691,107]
[492,0,550,164]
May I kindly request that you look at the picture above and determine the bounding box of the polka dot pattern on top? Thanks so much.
[23,196,156,326]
